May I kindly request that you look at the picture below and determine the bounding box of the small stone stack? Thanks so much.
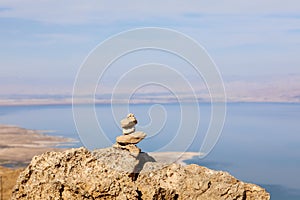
[113,113,146,156]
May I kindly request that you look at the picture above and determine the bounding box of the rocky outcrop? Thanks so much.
[12,147,270,200]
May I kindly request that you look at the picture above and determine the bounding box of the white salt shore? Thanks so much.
[148,151,203,165]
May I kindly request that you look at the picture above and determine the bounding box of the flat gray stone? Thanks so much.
[92,147,139,172]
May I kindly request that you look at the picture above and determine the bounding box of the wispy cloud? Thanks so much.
[0,1,299,25]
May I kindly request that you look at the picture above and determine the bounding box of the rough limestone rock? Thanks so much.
[116,131,147,145]
[12,147,270,200]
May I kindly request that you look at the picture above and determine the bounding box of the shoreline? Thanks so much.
[0,124,202,168]
[0,125,77,168]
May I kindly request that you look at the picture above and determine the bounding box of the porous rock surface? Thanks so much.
[12,147,270,200]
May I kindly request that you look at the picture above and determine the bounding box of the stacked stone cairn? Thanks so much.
[113,113,146,156]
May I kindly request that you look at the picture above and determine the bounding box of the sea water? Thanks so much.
[0,103,299,199]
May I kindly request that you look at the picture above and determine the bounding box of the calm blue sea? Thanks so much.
[0,102,299,200]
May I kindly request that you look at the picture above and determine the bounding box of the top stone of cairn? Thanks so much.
[120,113,137,135]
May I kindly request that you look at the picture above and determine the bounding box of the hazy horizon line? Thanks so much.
[0,97,299,107]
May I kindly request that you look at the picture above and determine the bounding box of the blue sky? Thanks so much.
[0,0,300,96]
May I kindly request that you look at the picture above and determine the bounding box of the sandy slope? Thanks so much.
[0,166,23,200]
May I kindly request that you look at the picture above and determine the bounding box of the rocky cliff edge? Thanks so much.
[12,147,270,200]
